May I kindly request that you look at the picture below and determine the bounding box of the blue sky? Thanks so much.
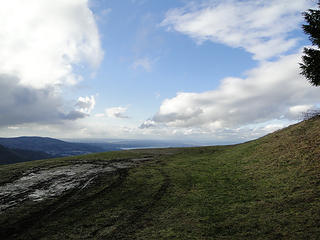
[89,0,256,107]
[0,0,319,143]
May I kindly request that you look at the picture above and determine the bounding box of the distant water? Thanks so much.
[121,146,171,150]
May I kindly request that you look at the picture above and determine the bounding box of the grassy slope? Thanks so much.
[1,117,320,239]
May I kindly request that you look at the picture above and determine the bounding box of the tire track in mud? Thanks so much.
[0,169,128,240]
[0,186,80,240]
[0,174,74,211]
[41,168,129,220]
[94,167,171,240]
[0,157,157,240]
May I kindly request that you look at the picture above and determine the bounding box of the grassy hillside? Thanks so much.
[1,117,320,239]
[0,144,51,164]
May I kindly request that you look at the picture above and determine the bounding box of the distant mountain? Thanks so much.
[0,137,108,158]
[66,139,196,150]
[0,137,196,165]
[0,144,51,164]
[110,140,195,149]
[0,144,25,164]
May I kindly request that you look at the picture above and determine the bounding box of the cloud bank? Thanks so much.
[0,0,103,89]
[0,75,88,127]
[146,52,320,130]
[140,0,320,138]
[106,107,129,119]
[0,0,102,128]
[161,0,314,60]
[75,96,96,114]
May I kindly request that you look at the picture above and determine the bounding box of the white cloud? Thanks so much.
[0,74,87,127]
[149,0,320,141]
[75,96,96,114]
[101,8,112,16]
[161,0,315,60]
[145,52,320,130]
[94,113,105,118]
[132,57,153,71]
[8,126,19,130]
[287,104,313,119]
[262,123,285,132]
[94,8,112,23]
[0,0,103,88]
[140,119,156,129]
[106,107,129,119]
[0,0,103,129]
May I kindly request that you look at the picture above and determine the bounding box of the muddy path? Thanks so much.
[1,169,129,240]
[0,156,154,239]
[0,157,153,212]
[82,158,171,240]
[98,169,171,240]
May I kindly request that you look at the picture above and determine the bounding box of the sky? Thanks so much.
[0,0,319,144]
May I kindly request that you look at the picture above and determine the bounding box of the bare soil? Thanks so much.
[0,157,153,213]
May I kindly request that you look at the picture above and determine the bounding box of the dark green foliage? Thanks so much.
[302,5,320,47]
[300,3,320,86]
[300,48,320,85]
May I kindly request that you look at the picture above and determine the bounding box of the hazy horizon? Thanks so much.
[1,0,319,143]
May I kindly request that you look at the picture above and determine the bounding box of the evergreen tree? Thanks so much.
[300,2,320,86]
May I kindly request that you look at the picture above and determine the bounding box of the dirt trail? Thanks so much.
[0,157,153,212]
[94,167,171,240]
[0,156,154,239]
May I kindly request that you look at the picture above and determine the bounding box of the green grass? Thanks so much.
[1,117,320,239]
